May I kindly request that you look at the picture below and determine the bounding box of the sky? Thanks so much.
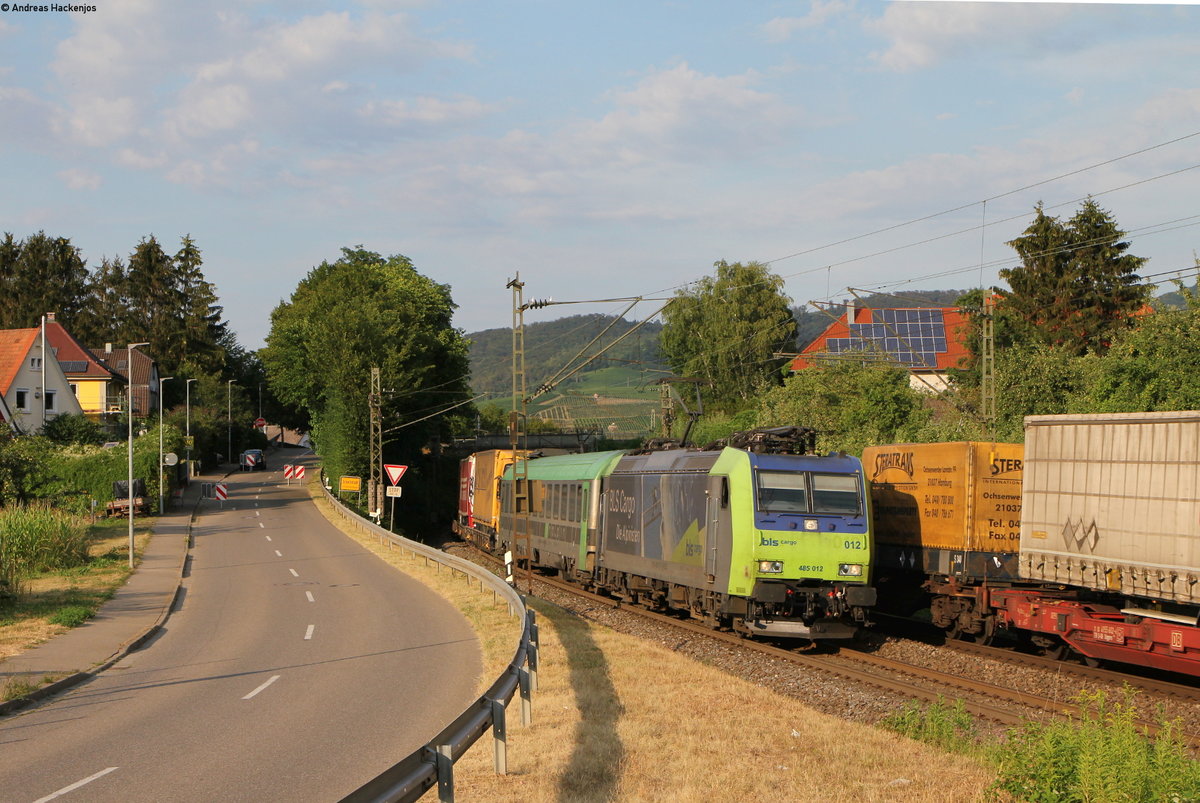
[2,1,1199,350]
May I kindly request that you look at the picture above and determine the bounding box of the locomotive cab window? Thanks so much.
[811,473,861,515]
[755,471,808,513]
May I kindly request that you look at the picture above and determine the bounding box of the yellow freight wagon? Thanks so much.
[863,441,1023,639]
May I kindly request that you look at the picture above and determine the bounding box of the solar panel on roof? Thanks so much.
[814,307,954,368]
[59,361,88,373]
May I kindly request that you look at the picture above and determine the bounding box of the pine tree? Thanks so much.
[999,200,1149,356]
[174,235,228,374]
[0,232,91,330]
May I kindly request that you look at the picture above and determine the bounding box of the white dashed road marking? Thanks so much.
[243,675,281,700]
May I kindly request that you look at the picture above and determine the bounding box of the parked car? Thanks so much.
[240,449,266,471]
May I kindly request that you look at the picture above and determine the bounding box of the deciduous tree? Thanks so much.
[661,260,796,411]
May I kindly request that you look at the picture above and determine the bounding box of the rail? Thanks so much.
[320,480,537,803]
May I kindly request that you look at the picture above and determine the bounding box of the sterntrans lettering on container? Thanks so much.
[863,442,1024,554]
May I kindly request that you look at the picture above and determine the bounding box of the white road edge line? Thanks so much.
[305,591,315,603]
[275,550,282,557]
[33,767,120,802]
[243,675,281,700]
[265,535,272,542]
[304,624,315,640]
[289,569,299,577]
[259,522,265,528]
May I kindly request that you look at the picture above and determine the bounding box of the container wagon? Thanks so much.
[993,411,1200,673]
[863,441,1023,640]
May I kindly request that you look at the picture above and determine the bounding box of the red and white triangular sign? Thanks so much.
[384,464,408,485]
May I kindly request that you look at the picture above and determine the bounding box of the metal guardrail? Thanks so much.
[320,481,536,803]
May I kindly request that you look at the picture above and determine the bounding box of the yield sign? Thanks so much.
[384,464,408,485]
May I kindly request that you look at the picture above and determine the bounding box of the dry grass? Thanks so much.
[453,600,996,802]
[0,520,151,662]
[307,476,995,802]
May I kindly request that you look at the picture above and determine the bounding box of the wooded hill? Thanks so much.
[466,291,966,397]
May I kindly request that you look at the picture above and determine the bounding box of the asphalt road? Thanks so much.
[0,462,481,802]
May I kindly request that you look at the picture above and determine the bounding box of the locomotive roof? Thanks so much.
[500,449,626,481]
[611,449,723,474]
[749,451,863,472]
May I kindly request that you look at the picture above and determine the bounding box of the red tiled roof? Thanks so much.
[790,306,970,372]
[44,318,124,383]
[0,328,39,395]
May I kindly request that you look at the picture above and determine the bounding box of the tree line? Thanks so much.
[0,231,267,504]
[657,199,1193,452]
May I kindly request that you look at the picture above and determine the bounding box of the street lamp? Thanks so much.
[186,378,198,479]
[158,376,174,515]
[127,342,149,570]
[227,380,237,467]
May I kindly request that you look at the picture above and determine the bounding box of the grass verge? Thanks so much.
[0,517,152,664]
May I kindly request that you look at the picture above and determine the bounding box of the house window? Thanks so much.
[15,389,30,411]
[69,383,78,397]
[45,390,57,412]
[30,357,42,369]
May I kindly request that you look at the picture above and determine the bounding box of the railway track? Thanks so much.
[445,539,1200,744]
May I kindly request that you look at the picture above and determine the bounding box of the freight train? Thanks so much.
[866,411,1200,676]
[454,427,877,639]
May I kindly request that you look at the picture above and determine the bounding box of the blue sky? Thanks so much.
[2,1,1198,349]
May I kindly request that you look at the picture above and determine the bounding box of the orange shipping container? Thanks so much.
[863,442,1023,574]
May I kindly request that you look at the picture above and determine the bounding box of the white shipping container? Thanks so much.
[1019,411,1200,605]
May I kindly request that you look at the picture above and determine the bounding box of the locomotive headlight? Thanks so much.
[804,519,818,531]
[838,563,863,577]
[758,560,784,574]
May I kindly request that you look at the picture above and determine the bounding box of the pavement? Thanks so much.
[0,466,234,716]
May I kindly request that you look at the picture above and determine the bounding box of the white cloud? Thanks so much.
[866,3,1074,72]
[57,168,102,190]
[578,63,798,165]
[0,86,56,145]
[54,95,138,148]
[359,96,494,126]
[762,1,851,42]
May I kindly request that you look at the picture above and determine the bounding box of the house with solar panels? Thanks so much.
[789,300,971,392]
[42,313,128,419]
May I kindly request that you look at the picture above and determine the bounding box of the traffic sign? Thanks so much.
[294,465,306,479]
[384,464,408,485]
[385,485,403,498]
[283,464,294,479]
[254,417,267,428]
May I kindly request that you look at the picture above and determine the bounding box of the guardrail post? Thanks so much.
[436,744,455,802]
[490,697,508,775]
[528,633,539,694]
[519,667,532,726]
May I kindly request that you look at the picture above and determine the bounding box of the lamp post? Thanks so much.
[127,341,149,570]
[158,376,173,515]
[227,380,237,467]
[186,378,198,480]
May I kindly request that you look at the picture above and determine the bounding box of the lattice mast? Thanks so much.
[506,275,532,592]
[369,366,383,520]
[980,295,996,439]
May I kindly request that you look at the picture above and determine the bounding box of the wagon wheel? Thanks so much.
[1041,640,1070,661]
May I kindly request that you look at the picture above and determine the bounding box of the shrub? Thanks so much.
[989,689,1200,802]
